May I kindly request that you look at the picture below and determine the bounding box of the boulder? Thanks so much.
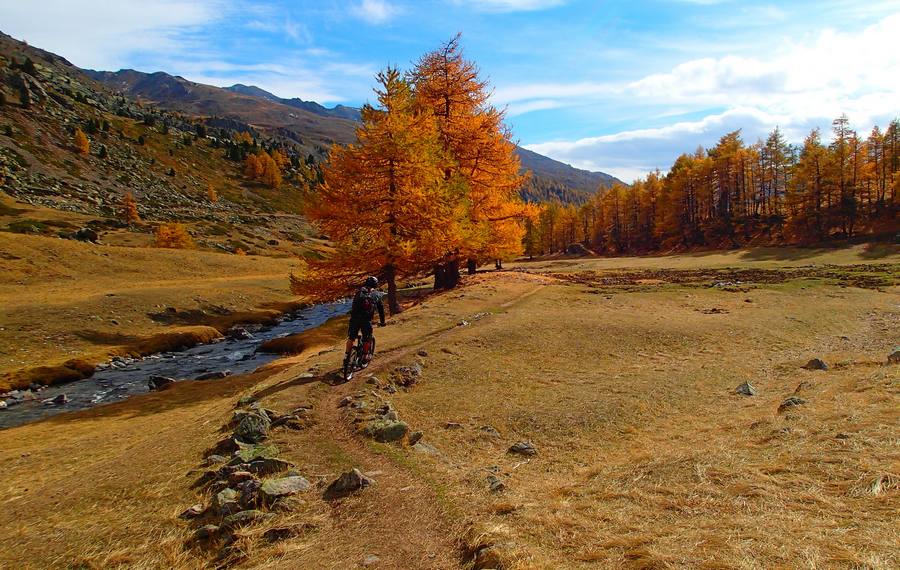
[234,412,270,443]
[260,476,311,503]
[364,419,409,443]
[73,227,99,242]
[324,468,374,500]
[205,454,228,466]
[508,441,537,456]
[802,358,828,371]
[735,382,756,396]
[393,363,422,387]
[778,396,808,413]
[236,478,262,508]
[212,488,241,516]
[227,471,254,486]
[233,441,280,462]
[148,375,176,391]
[408,431,423,446]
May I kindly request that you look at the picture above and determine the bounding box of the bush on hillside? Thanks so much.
[154,223,194,249]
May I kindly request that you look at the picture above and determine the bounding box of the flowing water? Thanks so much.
[0,301,350,430]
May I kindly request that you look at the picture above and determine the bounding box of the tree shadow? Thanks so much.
[73,330,141,345]
[738,246,836,262]
[858,243,900,260]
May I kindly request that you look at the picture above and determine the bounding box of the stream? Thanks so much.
[0,301,350,430]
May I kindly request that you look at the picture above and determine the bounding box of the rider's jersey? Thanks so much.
[350,287,385,323]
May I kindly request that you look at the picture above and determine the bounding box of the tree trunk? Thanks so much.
[466,258,477,275]
[433,262,446,290]
[385,264,401,315]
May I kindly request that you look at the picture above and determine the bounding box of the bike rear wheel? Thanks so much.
[343,344,360,381]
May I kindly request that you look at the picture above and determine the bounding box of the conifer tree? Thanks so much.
[121,191,140,225]
[292,67,453,313]
[73,128,89,154]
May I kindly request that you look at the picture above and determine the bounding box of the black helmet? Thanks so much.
[365,276,379,289]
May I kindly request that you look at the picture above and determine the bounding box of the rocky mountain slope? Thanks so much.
[88,68,621,200]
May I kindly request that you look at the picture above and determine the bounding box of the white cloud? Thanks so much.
[353,0,399,24]
[0,0,226,70]
[515,13,900,179]
[454,0,567,12]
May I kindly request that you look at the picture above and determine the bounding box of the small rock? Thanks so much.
[0,401,6,410]
[802,358,828,371]
[205,454,228,466]
[486,474,505,493]
[835,432,851,440]
[735,382,756,396]
[365,376,380,385]
[179,504,205,519]
[444,422,463,430]
[416,350,428,357]
[43,394,69,405]
[480,425,501,438]
[194,525,219,541]
[236,478,262,508]
[458,320,469,327]
[324,468,374,500]
[508,441,537,456]
[228,327,254,340]
[888,348,900,364]
[408,431,423,446]
[412,442,439,454]
[393,363,422,387]
[260,476,311,504]
[364,419,409,443]
[778,396,808,413]
[148,375,176,391]
[222,509,272,529]
[196,370,231,381]
[362,554,381,567]
[339,396,353,407]
[236,395,255,407]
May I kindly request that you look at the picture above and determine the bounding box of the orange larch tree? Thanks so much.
[410,34,532,272]
[292,67,454,313]
[73,128,90,155]
[121,191,140,225]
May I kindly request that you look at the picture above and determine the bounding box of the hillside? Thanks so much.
[0,31,337,258]
[87,68,621,203]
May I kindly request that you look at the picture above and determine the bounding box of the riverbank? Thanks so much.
[0,232,304,391]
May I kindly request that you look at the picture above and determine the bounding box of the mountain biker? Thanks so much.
[345,276,385,368]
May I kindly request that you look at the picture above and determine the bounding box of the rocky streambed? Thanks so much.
[0,301,350,430]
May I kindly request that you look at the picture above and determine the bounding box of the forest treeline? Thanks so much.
[526,117,899,255]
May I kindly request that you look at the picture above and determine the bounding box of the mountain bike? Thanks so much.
[343,333,375,381]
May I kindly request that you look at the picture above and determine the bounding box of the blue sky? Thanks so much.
[3,0,899,181]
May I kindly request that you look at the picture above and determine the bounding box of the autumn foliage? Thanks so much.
[293,37,531,311]
[120,191,140,225]
[244,151,282,188]
[528,117,900,255]
[154,223,194,249]
[73,128,89,155]
[207,184,218,203]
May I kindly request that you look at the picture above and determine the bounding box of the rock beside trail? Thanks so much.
[486,474,506,493]
[364,419,409,443]
[802,358,829,371]
[888,348,900,364]
[480,425,501,438]
[735,382,756,396]
[179,504,205,519]
[222,509,273,529]
[148,375,176,391]
[778,396,808,413]
[324,468,373,500]
[260,476,311,504]
[508,441,537,456]
[393,363,422,387]
[234,412,270,443]
[408,431,423,446]
[247,457,293,476]
[194,525,220,541]
[233,441,280,463]
[212,488,241,516]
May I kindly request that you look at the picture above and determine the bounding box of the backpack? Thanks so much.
[354,288,375,318]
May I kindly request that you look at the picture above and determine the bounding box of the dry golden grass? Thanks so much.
[0,245,897,569]
[0,231,302,388]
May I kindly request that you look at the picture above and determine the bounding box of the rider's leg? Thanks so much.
[361,321,374,361]
[346,320,361,358]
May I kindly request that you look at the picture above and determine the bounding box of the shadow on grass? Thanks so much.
[74,330,141,345]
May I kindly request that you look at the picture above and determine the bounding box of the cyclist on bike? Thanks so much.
[344,276,385,369]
